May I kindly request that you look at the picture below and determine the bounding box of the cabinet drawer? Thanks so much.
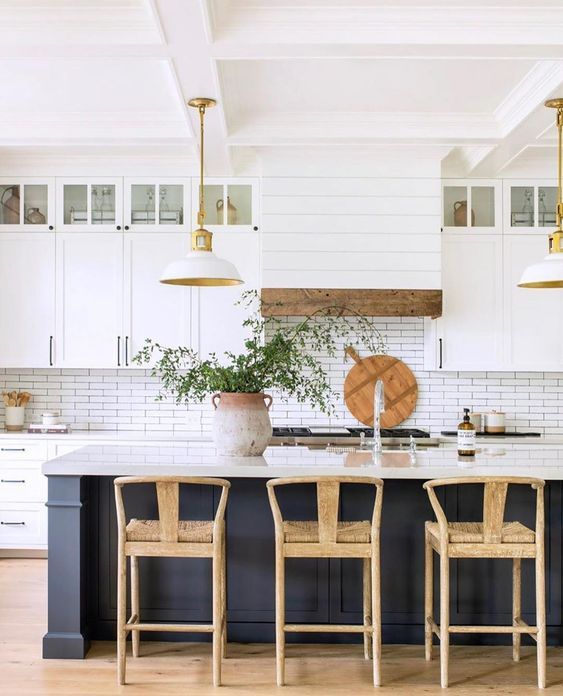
[0,503,46,547]
[0,441,48,462]
[0,467,46,503]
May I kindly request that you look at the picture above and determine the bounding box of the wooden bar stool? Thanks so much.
[267,476,384,687]
[423,476,546,689]
[114,476,230,686]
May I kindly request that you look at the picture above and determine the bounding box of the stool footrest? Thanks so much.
[124,622,214,633]
[284,624,372,634]
[449,625,538,634]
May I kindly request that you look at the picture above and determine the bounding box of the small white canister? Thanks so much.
[42,411,60,426]
[484,410,505,434]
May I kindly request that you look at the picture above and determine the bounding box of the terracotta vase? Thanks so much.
[211,392,273,456]
[216,196,237,225]
[453,200,475,227]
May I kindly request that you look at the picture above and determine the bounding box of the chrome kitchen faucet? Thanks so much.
[371,379,385,453]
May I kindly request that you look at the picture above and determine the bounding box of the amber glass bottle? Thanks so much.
[457,407,476,456]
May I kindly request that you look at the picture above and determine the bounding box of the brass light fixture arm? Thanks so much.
[198,104,206,228]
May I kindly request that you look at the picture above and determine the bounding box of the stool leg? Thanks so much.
[212,549,222,687]
[371,547,381,687]
[363,558,372,660]
[512,558,521,662]
[222,532,227,660]
[439,554,449,689]
[131,555,140,658]
[275,545,286,687]
[536,551,546,689]
[117,548,127,685]
[424,533,433,661]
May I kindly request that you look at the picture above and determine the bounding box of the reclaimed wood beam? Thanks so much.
[260,288,442,318]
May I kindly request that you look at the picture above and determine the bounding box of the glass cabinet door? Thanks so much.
[57,179,122,231]
[0,180,53,230]
[442,182,497,230]
[195,179,257,230]
[125,180,187,231]
[506,182,558,231]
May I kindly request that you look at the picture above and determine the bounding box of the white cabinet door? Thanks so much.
[197,232,261,359]
[123,234,193,363]
[0,234,55,368]
[56,233,123,368]
[438,234,503,370]
[504,235,563,370]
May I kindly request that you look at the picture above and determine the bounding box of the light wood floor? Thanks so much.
[2,558,563,695]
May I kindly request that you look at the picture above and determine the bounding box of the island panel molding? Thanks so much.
[260,289,443,318]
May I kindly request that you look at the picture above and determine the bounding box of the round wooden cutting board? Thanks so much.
[344,347,418,427]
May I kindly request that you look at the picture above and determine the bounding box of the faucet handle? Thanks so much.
[409,435,417,453]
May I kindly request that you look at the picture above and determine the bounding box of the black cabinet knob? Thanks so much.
[116,225,122,231]
[253,226,258,231]
[124,225,130,231]
[48,225,54,231]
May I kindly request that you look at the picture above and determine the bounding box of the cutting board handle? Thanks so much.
[345,345,362,364]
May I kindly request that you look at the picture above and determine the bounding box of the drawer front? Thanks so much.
[0,441,48,462]
[0,466,46,503]
[0,503,46,547]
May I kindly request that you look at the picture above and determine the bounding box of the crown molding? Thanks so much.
[494,61,563,136]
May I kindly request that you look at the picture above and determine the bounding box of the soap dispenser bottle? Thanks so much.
[457,407,476,456]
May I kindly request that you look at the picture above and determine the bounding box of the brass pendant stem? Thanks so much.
[198,104,206,228]
[558,107,563,231]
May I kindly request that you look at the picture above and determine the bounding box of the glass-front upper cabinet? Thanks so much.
[123,178,190,232]
[504,180,557,233]
[191,178,259,231]
[442,180,501,233]
[0,178,55,231]
[56,178,123,232]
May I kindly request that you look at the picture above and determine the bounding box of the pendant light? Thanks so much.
[519,99,563,288]
[160,98,243,286]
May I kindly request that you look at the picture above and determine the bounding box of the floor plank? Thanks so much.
[1,558,561,694]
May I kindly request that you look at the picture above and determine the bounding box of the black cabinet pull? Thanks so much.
[1,479,25,483]
[253,226,258,231]
[439,338,443,369]
[49,335,54,366]
[48,225,54,231]
[1,521,25,526]
[117,336,121,367]
[1,448,25,452]
[116,225,122,231]
[125,336,129,366]
[124,225,130,231]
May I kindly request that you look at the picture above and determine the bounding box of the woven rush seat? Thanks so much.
[126,518,214,543]
[283,519,371,543]
[427,520,535,544]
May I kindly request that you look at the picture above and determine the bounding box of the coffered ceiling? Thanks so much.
[0,0,562,176]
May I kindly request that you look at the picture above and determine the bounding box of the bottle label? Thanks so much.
[457,429,476,450]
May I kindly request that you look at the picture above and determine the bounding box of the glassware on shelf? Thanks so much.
[145,187,154,212]
[0,185,20,225]
[159,187,169,211]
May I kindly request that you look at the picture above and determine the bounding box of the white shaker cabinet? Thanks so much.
[0,234,55,368]
[123,234,194,364]
[55,233,124,368]
[197,231,261,359]
[504,235,563,370]
[433,234,503,370]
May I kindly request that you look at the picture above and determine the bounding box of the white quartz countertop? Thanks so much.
[42,443,563,479]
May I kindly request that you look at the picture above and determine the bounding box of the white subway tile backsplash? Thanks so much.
[0,316,562,434]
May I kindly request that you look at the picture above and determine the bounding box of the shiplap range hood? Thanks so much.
[260,288,443,318]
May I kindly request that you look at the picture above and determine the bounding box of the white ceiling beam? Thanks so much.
[0,44,170,59]
[210,42,563,61]
[151,0,233,175]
